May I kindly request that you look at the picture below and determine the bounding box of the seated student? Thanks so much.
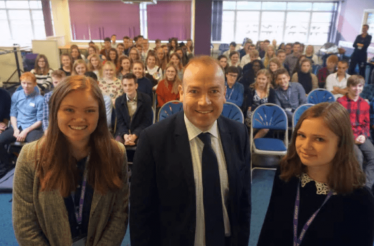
[292,54,307,75]
[239,59,265,107]
[129,47,141,64]
[186,39,194,59]
[117,43,125,56]
[170,53,184,80]
[99,61,123,105]
[218,55,228,74]
[223,41,237,58]
[175,48,188,67]
[168,38,178,56]
[262,45,276,68]
[132,61,153,101]
[285,42,302,74]
[100,37,112,59]
[325,60,350,99]
[103,48,119,68]
[277,49,290,74]
[86,45,97,62]
[268,57,283,87]
[304,45,319,65]
[59,53,72,76]
[284,43,292,55]
[240,43,254,68]
[85,71,113,129]
[225,66,244,107]
[71,59,87,76]
[0,72,44,172]
[123,36,132,56]
[70,44,85,64]
[229,51,243,77]
[274,68,307,122]
[117,56,131,81]
[115,73,152,146]
[87,54,103,80]
[30,54,53,92]
[155,39,162,50]
[337,75,374,191]
[156,47,168,71]
[156,63,181,108]
[42,70,66,132]
[111,34,117,48]
[239,40,251,60]
[243,49,261,74]
[291,58,318,95]
[142,39,150,58]
[317,54,338,88]
[145,53,163,86]
[136,45,144,61]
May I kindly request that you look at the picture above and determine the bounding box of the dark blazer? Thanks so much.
[130,111,251,246]
[247,87,277,112]
[115,91,153,138]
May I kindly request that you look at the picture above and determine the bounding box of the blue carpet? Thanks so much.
[0,169,275,246]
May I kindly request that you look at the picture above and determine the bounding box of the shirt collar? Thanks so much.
[184,113,219,141]
[24,90,37,98]
[335,73,348,79]
[126,92,137,102]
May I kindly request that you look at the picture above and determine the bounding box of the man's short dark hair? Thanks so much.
[123,36,130,40]
[85,71,98,81]
[217,55,227,61]
[89,41,94,45]
[111,34,116,37]
[277,49,286,55]
[229,51,239,58]
[134,37,138,42]
[138,35,144,39]
[264,40,270,44]
[230,42,237,47]
[338,60,349,67]
[226,66,239,75]
[274,68,289,80]
[117,43,124,48]
[293,42,301,46]
[104,37,111,42]
[155,39,161,43]
[364,24,369,29]
[122,73,138,84]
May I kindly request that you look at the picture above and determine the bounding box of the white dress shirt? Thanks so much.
[240,54,251,67]
[184,114,231,246]
[325,72,350,99]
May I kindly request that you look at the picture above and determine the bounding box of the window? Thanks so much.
[213,1,337,45]
[0,0,46,46]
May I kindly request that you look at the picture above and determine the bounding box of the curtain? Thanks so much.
[211,1,222,41]
[69,0,140,40]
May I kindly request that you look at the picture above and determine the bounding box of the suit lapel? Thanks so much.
[132,92,143,124]
[174,112,195,196]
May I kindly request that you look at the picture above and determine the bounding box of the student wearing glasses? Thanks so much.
[225,66,244,107]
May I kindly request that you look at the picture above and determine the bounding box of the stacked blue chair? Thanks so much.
[221,102,244,123]
[307,88,335,104]
[157,100,183,121]
[250,103,288,176]
[312,64,322,75]
[293,104,314,130]
[218,43,230,55]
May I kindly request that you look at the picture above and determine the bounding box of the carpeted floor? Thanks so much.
[0,169,275,246]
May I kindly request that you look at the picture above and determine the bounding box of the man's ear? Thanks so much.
[178,84,184,102]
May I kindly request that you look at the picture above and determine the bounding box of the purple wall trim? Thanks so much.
[42,0,53,37]
[194,0,212,55]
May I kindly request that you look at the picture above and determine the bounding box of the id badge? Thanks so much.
[285,108,292,112]
[29,102,35,107]
[72,237,86,246]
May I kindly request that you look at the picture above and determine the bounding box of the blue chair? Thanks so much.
[219,43,229,55]
[157,100,183,121]
[312,64,322,75]
[221,102,244,123]
[293,104,314,129]
[307,89,335,104]
[250,104,288,176]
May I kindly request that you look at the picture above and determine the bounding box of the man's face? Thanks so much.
[363,25,369,33]
[276,74,290,91]
[117,45,124,55]
[142,40,149,50]
[104,41,111,49]
[347,84,363,98]
[52,76,64,88]
[263,42,269,50]
[156,41,161,49]
[123,38,130,48]
[179,63,226,131]
[229,45,236,51]
[21,79,36,95]
[326,61,336,70]
[260,42,264,50]
[122,78,138,96]
[337,62,348,75]
[111,36,116,43]
[277,52,286,63]
[137,37,143,46]
[249,45,256,51]
[285,45,292,54]
[226,72,238,87]
[293,44,300,54]
[219,58,227,68]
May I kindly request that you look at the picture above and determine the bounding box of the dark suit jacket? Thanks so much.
[130,111,251,246]
[114,91,153,138]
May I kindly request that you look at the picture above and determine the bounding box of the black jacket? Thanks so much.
[130,111,252,246]
[114,91,153,138]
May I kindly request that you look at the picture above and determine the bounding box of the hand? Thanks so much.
[129,134,138,142]
[13,129,20,138]
[0,122,6,133]
[124,140,136,146]
[355,135,366,144]
[124,134,130,142]
[17,129,29,142]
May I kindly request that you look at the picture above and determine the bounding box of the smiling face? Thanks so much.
[88,47,95,56]
[122,78,138,97]
[171,55,180,67]
[166,66,177,81]
[179,62,226,131]
[269,62,278,72]
[296,117,339,171]
[62,56,71,67]
[147,56,156,68]
[57,90,99,148]
[121,58,131,71]
[277,52,286,63]
[230,54,239,65]
[301,61,311,73]
[75,64,86,75]
[71,49,79,59]
[276,73,290,90]
[347,83,364,99]
[103,65,114,79]
[90,57,99,68]
[226,72,238,87]
[133,63,144,78]
[256,74,268,90]
[117,45,124,55]
[38,58,46,68]
[130,49,138,60]
[109,50,117,61]
[252,62,261,74]
[219,57,227,69]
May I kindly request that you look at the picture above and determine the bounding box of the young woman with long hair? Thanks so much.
[99,61,122,105]
[70,44,85,64]
[268,57,283,87]
[71,59,87,76]
[145,52,163,86]
[292,54,307,75]
[117,56,131,81]
[103,48,119,69]
[13,75,129,245]
[132,61,153,101]
[291,58,318,94]
[263,45,277,68]
[60,53,72,76]
[156,63,181,108]
[169,53,183,80]
[258,102,374,246]
[87,54,103,79]
[86,45,97,61]
[30,54,54,92]
[168,38,178,55]
[129,47,141,65]
[156,47,168,70]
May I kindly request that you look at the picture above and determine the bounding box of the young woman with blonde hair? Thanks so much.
[87,54,103,79]
[60,53,72,76]
[263,45,277,68]
[71,59,87,76]
[99,61,122,104]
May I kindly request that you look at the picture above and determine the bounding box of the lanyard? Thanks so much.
[226,85,235,100]
[72,156,90,225]
[293,181,333,246]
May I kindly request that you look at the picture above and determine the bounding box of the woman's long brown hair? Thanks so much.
[280,102,365,194]
[34,54,51,75]
[36,75,123,197]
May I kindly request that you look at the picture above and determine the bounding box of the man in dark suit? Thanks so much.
[114,73,152,145]
[130,56,251,246]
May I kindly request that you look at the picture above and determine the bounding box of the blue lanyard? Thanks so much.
[226,85,235,100]
[293,180,333,246]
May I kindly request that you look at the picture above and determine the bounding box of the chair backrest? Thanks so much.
[307,89,335,104]
[221,102,244,123]
[16,85,41,95]
[157,100,183,121]
[293,104,314,128]
[219,43,229,51]
[312,64,321,75]
[251,103,288,130]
